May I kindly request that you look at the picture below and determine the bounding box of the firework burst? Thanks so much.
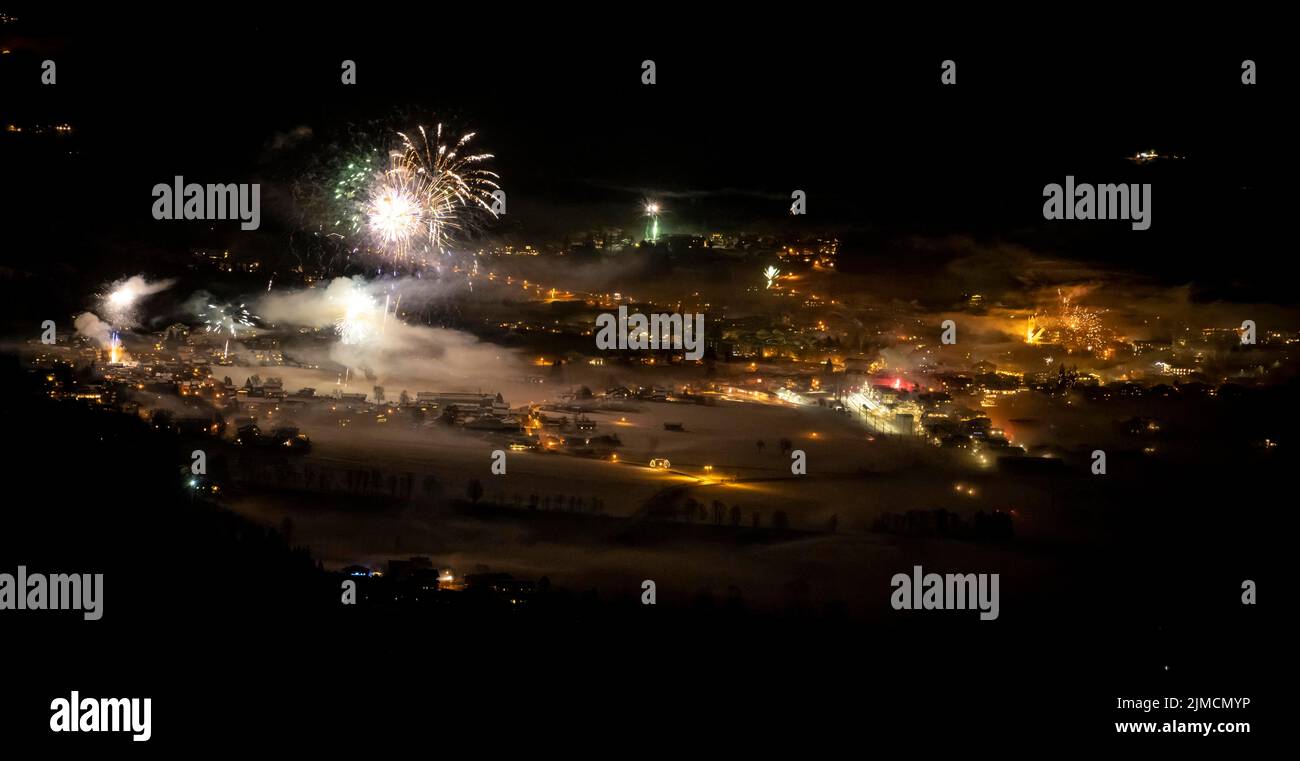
[331,151,383,235]
[203,302,257,337]
[764,266,781,289]
[1058,290,1107,351]
[1022,289,1112,354]
[291,115,501,276]
[97,275,175,327]
[289,142,382,275]
[373,123,500,259]
[364,163,429,258]
[333,283,381,346]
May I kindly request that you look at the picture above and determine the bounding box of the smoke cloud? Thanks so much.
[74,312,113,348]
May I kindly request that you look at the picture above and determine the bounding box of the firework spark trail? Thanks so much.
[644,201,662,242]
[1025,314,1046,344]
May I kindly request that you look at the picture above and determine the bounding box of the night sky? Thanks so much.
[3,14,1292,308]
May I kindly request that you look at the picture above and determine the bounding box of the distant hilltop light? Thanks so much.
[1128,149,1184,164]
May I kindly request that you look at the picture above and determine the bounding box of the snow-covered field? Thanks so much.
[226,383,1064,615]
